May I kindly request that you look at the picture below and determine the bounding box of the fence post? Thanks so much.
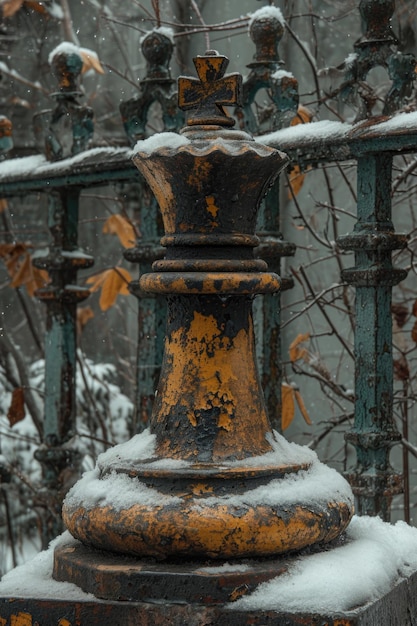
[120,28,183,430]
[337,0,414,518]
[32,47,94,542]
[238,7,298,429]
[339,154,406,519]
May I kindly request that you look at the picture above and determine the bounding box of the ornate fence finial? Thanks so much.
[33,43,94,161]
[237,6,298,134]
[120,28,183,145]
[340,0,416,120]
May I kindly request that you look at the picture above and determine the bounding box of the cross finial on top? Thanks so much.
[178,50,242,127]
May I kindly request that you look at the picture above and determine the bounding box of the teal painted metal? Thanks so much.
[120,29,184,146]
[340,0,416,121]
[237,6,298,134]
[257,179,295,431]
[335,0,415,519]
[123,184,166,431]
[338,154,407,519]
[119,29,184,429]
[0,156,138,196]
[237,8,297,430]
[33,189,92,541]
[33,48,94,160]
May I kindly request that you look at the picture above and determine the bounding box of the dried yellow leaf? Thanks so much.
[289,332,310,363]
[294,389,312,426]
[1,0,24,18]
[290,105,314,126]
[80,48,105,75]
[281,383,295,430]
[77,306,94,333]
[102,214,136,249]
[87,267,132,311]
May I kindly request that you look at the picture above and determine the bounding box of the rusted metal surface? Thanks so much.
[2,568,417,626]
[54,542,290,603]
[61,51,352,578]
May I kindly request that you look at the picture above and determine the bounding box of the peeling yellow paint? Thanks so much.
[11,613,32,626]
[154,308,273,460]
[190,482,214,495]
[187,159,212,191]
[205,195,220,219]
[57,620,72,626]
[63,500,352,560]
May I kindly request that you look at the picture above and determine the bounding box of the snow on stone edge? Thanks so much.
[229,515,417,615]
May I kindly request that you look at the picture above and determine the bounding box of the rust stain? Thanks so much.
[190,482,214,495]
[187,159,212,191]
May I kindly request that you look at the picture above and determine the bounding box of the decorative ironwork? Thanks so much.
[340,0,416,120]
[237,6,298,134]
[120,29,183,146]
[31,48,94,539]
[33,45,94,161]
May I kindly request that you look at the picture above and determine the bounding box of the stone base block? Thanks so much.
[1,570,417,626]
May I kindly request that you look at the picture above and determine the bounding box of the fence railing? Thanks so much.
[0,0,416,557]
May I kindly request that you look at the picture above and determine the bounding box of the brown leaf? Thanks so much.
[87,267,132,311]
[392,303,408,328]
[80,48,105,75]
[289,332,310,363]
[0,242,28,276]
[287,106,313,198]
[102,214,136,249]
[24,0,48,13]
[288,164,307,198]
[0,198,8,213]
[412,299,417,318]
[394,357,410,381]
[7,387,25,427]
[77,306,94,334]
[8,251,49,296]
[294,389,313,426]
[1,0,24,18]
[281,383,295,430]
[412,320,417,343]
[290,104,314,126]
